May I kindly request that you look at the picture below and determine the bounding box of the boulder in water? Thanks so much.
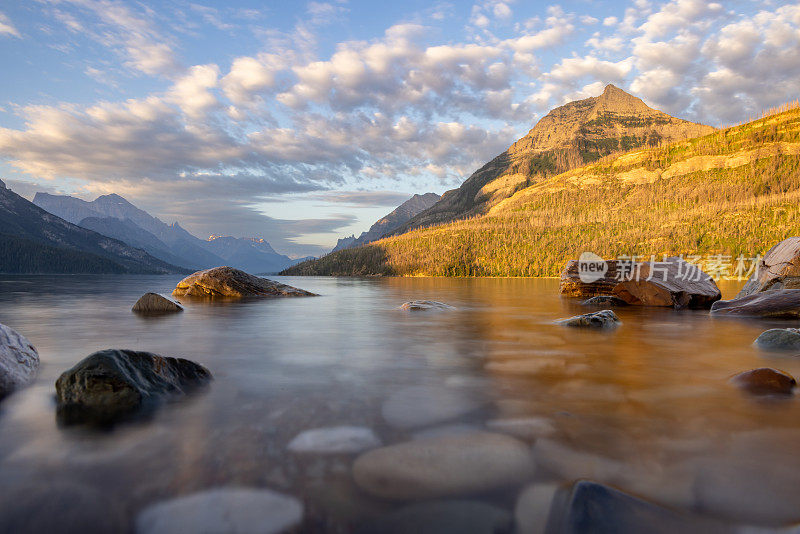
[611,257,721,309]
[559,260,623,298]
[0,323,39,399]
[132,293,183,315]
[172,266,316,298]
[135,487,303,534]
[754,328,800,351]
[738,237,800,297]
[399,300,455,311]
[710,289,800,318]
[730,368,796,396]
[558,310,620,328]
[55,349,212,425]
[352,432,534,500]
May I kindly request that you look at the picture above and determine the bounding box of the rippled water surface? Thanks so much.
[2,275,800,532]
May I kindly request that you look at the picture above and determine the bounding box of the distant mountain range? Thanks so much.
[0,182,182,274]
[31,192,304,274]
[331,192,440,252]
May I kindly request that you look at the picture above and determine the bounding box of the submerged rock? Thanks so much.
[515,483,560,534]
[581,295,629,307]
[0,323,39,399]
[132,293,183,315]
[136,487,303,534]
[356,499,512,534]
[754,328,800,351]
[611,257,721,309]
[399,300,455,311]
[558,310,620,328]
[352,432,534,500]
[382,385,484,429]
[559,259,623,298]
[486,417,556,442]
[730,368,796,396]
[287,425,381,454]
[547,480,729,534]
[738,238,800,298]
[55,349,212,425]
[710,290,800,318]
[172,266,316,298]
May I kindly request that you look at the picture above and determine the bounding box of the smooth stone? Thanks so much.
[356,499,512,534]
[711,290,800,318]
[173,266,316,298]
[611,257,721,309]
[558,310,620,328]
[399,300,455,311]
[136,487,303,534]
[730,368,796,396]
[486,417,556,442]
[514,483,560,534]
[581,295,629,307]
[55,349,212,426]
[738,238,800,297]
[352,432,534,500]
[559,259,623,298]
[132,293,183,314]
[0,481,126,534]
[287,425,381,454]
[547,480,729,534]
[0,323,39,399]
[382,385,484,429]
[754,328,800,351]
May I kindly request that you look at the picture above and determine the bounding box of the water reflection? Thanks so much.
[1,275,799,531]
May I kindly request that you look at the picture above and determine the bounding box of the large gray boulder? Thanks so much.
[352,432,534,500]
[173,266,316,298]
[611,257,721,309]
[710,290,800,318]
[754,328,800,351]
[738,238,800,297]
[55,349,212,425]
[0,323,39,399]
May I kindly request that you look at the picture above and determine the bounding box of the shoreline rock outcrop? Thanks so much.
[172,266,316,298]
[55,349,212,425]
[737,237,800,298]
[0,323,40,399]
[132,293,183,315]
[710,289,800,318]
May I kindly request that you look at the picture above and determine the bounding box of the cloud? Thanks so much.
[310,191,416,207]
[0,11,22,38]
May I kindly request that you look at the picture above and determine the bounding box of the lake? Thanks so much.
[1,275,799,533]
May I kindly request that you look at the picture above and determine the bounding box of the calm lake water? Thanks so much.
[1,275,800,532]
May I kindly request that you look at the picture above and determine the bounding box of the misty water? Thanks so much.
[2,275,800,532]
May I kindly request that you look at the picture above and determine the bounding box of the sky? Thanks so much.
[0,0,798,257]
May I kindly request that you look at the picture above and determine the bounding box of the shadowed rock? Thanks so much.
[546,480,729,534]
[560,260,622,298]
[0,323,39,399]
[399,300,455,311]
[611,257,721,309]
[738,237,800,298]
[558,310,620,328]
[55,349,212,426]
[172,266,316,298]
[710,289,800,318]
[132,293,183,315]
[730,368,796,396]
[754,328,800,351]
[581,295,629,307]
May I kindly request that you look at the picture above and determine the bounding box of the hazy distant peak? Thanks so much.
[0,179,5,189]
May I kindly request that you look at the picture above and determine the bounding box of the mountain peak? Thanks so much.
[0,179,5,189]
[593,83,652,115]
[95,193,133,205]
